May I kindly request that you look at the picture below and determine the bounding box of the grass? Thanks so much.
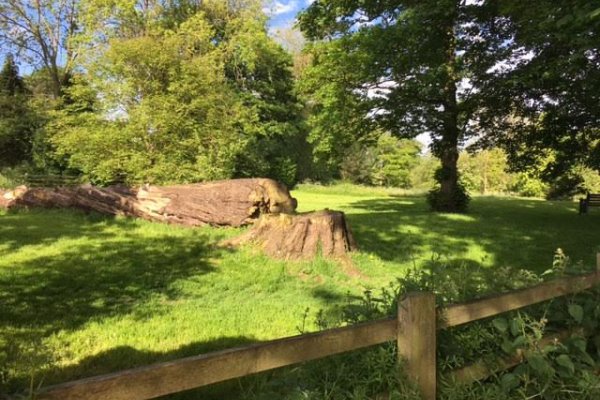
[1,183,599,398]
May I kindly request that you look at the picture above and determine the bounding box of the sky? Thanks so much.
[263,0,314,34]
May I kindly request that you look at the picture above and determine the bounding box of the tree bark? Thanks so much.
[0,179,297,227]
[431,6,465,213]
[222,210,357,260]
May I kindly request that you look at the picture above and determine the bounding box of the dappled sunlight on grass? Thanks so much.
[0,209,370,396]
[1,189,599,398]
[293,189,600,286]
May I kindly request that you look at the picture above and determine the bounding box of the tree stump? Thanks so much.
[0,178,297,227]
[223,210,357,260]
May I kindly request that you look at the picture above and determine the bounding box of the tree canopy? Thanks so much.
[45,0,306,186]
[0,55,37,167]
[475,1,600,191]
[298,0,600,210]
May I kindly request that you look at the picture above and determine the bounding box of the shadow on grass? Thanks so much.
[0,210,228,394]
[26,337,258,400]
[0,209,121,252]
[347,196,600,270]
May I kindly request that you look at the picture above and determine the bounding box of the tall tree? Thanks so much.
[0,55,36,166]
[0,53,25,95]
[474,1,600,189]
[49,0,306,186]
[298,0,517,211]
[0,0,80,98]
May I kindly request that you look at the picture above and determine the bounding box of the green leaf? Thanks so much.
[501,339,514,355]
[512,335,527,349]
[493,318,508,333]
[556,354,575,376]
[569,336,587,353]
[579,351,596,367]
[568,304,584,323]
[527,353,553,377]
[510,318,522,336]
[500,373,520,393]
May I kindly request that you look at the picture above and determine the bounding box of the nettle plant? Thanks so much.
[246,251,600,399]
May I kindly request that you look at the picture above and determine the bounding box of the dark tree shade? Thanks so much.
[298,0,514,212]
[475,1,600,185]
[0,54,36,167]
[299,0,600,207]
[0,54,26,96]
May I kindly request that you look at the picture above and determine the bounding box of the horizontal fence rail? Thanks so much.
[448,328,584,384]
[439,270,600,329]
[36,254,600,400]
[22,175,82,187]
[38,318,396,400]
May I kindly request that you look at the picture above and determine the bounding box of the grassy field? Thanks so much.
[1,183,599,397]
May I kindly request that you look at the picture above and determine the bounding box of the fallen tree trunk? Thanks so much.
[0,179,297,227]
[223,210,357,260]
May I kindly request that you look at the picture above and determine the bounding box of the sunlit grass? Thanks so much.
[1,184,599,398]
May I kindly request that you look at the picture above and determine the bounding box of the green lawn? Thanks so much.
[1,184,599,397]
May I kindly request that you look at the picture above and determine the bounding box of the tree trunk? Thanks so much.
[222,210,357,260]
[0,179,297,227]
[430,7,467,213]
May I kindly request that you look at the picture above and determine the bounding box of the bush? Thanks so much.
[339,143,377,185]
[509,172,548,198]
[259,252,600,400]
[339,134,421,188]
[427,167,470,212]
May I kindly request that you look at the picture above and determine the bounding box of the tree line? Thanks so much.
[1,0,598,210]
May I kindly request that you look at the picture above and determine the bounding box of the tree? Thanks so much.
[298,1,501,211]
[271,27,312,78]
[472,0,600,188]
[0,0,81,98]
[340,133,421,187]
[49,0,306,186]
[0,54,25,95]
[459,149,512,195]
[0,55,37,166]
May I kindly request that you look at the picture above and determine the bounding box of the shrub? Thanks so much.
[427,167,470,212]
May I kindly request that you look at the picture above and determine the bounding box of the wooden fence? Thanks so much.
[37,253,600,400]
[23,175,81,187]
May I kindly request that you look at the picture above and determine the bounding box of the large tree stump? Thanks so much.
[223,210,357,260]
[0,178,297,227]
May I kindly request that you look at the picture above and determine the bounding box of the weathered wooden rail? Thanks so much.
[37,253,600,400]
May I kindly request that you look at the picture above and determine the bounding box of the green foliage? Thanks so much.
[340,143,377,185]
[409,154,438,190]
[0,54,25,95]
[340,134,421,187]
[371,134,421,188]
[427,168,470,212]
[509,173,549,198]
[459,149,512,195]
[47,1,305,186]
[298,0,528,212]
[478,0,600,184]
[2,184,600,398]
[0,55,38,168]
[294,252,600,399]
[297,37,375,181]
[458,149,549,198]
[243,344,421,400]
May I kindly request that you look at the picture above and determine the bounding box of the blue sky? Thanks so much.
[263,0,314,33]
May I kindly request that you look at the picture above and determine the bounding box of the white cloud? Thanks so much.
[263,1,299,16]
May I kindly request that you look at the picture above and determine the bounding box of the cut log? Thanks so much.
[0,179,297,227]
[223,210,357,259]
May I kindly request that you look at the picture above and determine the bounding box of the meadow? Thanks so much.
[1,183,599,398]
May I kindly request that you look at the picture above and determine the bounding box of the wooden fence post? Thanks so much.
[597,253,600,272]
[397,292,436,400]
